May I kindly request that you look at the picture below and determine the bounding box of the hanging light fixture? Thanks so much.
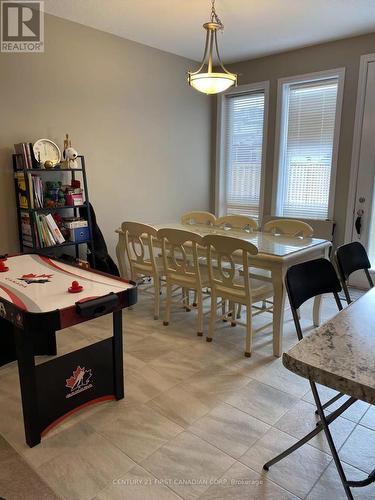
[188,0,237,95]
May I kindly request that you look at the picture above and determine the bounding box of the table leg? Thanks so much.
[272,264,286,357]
[14,328,41,447]
[112,310,124,400]
[313,295,322,327]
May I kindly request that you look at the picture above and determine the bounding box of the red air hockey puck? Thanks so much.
[0,260,9,272]
[68,280,83,293]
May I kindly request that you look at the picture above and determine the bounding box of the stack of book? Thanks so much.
[20,212,33,248]
[14,143,35,169]
[14,172,44,209]
[35,213,65,248]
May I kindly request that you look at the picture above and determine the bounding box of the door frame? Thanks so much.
[345,53,375,242]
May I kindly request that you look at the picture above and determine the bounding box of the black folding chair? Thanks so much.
[262,258,373,500]
[335,241,374,304]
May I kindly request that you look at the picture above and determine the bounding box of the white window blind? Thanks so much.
[223,91,265,219]
[277,78,339,219]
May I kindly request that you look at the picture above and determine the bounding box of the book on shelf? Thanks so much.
[44,213,65,244]
[14,142,34,169]
[33,213,66,248]
[20,212,34,248]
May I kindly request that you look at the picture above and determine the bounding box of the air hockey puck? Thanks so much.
[0,260,9,272]
[68,280,83,293]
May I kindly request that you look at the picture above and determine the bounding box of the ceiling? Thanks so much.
[44,0,375,62]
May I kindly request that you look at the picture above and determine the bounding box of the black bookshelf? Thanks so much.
[13,154,95,266]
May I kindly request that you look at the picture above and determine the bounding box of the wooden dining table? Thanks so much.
[116,223,331,357]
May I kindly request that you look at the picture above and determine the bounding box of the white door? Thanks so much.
[350,58,375,287]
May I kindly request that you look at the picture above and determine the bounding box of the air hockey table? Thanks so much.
[0,253,137,447]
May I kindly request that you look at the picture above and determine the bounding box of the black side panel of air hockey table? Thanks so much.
[0,317,17,366]
[35,337,115,433]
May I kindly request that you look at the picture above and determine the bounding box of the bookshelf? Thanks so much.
[13,153,95,266]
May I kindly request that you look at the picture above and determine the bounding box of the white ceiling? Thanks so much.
[44,0,375,62]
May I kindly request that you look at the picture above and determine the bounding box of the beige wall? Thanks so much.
[0,14,211,258]
[218,32,375,245]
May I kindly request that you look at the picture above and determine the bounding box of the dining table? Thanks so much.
[116,222,331,357]
[264,287,375,499]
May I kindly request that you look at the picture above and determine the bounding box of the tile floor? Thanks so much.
[0,289,374,499]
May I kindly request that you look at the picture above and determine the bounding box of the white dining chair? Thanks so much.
[122,221,164,320]
[203,234,274,357]
[263,219,314,238]
[158,228,209,337]
[216,215,258,232]
[181,211,216,226]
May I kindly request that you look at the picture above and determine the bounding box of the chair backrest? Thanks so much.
[203,234,258,300]
[121,221,158,280]
[262,215,334,241]
[181,211,216,226]
[215,215,258,232]
[335,242,373,303]
[285,258,342,340]
[263,219,314,238]
[157,228,203,284]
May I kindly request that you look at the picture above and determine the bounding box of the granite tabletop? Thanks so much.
[283,288,375,405]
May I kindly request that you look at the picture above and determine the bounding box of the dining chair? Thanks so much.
[158,228,209,336]
[122,221,164,320]
[203,234,274,357]
[181,211,216,226]
[263,259,357,491]
[215,215,258,232]
[263,219,314,238]
[335,241,374,304]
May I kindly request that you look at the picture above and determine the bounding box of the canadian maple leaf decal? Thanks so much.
[65,366,92,391]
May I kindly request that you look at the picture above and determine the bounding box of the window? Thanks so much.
[217,83,268,220]
[274,70,344,219]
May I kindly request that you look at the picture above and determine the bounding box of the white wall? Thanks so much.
[0,14,212,257]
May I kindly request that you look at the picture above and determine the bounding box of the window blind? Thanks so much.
[223,91,265,219]
[278,78,339,219]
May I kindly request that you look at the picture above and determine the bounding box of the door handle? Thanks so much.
[355,209,364,236]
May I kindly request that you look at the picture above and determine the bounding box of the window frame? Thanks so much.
[215,81,270,219]
[272,68,345,220]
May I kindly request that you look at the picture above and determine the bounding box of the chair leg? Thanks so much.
[196,290,203,336]
[296,308,301,320]
[222,299,227,321]
[163,282,172,326]
[236,304,242,318]
[245,304,253,357]
[154,275,160,320]
[193,290,198,308]
[231,303,237,327]
[207,290,217,342]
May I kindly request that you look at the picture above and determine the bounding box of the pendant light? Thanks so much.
[188,0,237,95]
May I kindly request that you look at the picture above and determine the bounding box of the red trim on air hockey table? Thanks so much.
[40,395,115,437]
[0,284,28,310]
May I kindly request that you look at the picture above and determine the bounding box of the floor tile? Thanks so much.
[94,464,180,500]
[303,386,369,423]
[307,460,375,499]
[275,400,356,454]
[181,364,252,407]
[188,402,270,459]
[360,405,375,431]
[142,431,235,499]
[86,403,183,462]
[339,425,375,473]
[147,385,211,428]
[224,379,298,425]
[239,427,332,498]
[237,351,310,398]
[200,461,298,500]
[37,424,135,500]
